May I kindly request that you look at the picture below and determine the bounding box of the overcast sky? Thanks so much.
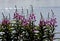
[0,0,60,9]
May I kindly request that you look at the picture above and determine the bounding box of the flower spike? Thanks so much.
[40,12,43,20]
[26,9,29,18]
[15,5,17,13]
[9,13,11,20]
[30,5,33,13]
[51,9,55,18]
[47,12,50,20]
[2,12,5,19]
[21,7,23,14]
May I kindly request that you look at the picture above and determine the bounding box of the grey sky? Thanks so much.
[0,0,60,9]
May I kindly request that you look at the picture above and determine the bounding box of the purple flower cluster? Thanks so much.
[22,19,29,26]
[14,12,24,20]
[2,18,10,25]
[13,12,36,26]
[0,5,57,41]
[29,13,36,21]
[50,18,57,26]
[39,16,57,27]
[39,19,46,26]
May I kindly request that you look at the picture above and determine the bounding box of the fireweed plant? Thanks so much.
[0,6,57,41]
[1,13,12,41]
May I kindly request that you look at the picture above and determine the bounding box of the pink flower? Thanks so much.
[45,18,57,27]
[13,12,20,20]
[39,19,46,26]
[13,12,25,20]
[14,13,19,18]
[45,20,51,26]
[2,18,10,25]
[22,19,29,26]
[29,13,36,21]
[50,18,57,26]
[19,15,24,20]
